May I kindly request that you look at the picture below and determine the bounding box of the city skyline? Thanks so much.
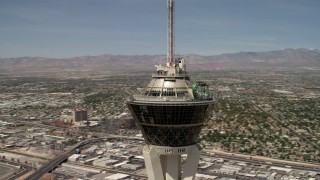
[0,0,320,58]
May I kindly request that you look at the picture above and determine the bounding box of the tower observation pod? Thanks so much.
[127,0,215,179]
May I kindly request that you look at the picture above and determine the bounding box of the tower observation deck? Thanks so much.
[128,61,214,147]
[127,0,215,179]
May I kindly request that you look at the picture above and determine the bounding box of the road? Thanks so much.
[24,138,101,180]
[0,159,33,180]
[21,134,320,180]
[3,135,139,180]
[7,166,32,180]
[0,148,49,160]
[66,162,147,179]
[203,149,320,172]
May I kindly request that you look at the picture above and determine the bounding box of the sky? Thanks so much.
[0,0,319,58]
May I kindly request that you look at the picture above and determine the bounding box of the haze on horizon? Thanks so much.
[0,0,319,58]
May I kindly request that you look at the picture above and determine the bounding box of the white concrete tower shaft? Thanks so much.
[167,0,175,67]
[143,145,201,180]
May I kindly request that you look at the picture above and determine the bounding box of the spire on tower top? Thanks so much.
[167,0,175,67]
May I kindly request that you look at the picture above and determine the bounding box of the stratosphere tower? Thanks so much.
[127,0,215,179]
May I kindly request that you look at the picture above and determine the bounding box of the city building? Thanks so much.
[73,109,87,122]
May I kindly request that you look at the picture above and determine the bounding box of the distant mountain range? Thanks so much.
[1,48,319,76]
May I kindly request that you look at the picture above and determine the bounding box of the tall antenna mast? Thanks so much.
[167,0,175,67]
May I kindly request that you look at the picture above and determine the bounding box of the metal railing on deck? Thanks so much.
[131,94,193,102]
[131,94,213,102]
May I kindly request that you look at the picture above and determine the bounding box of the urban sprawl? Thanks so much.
[0,68,319,179]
